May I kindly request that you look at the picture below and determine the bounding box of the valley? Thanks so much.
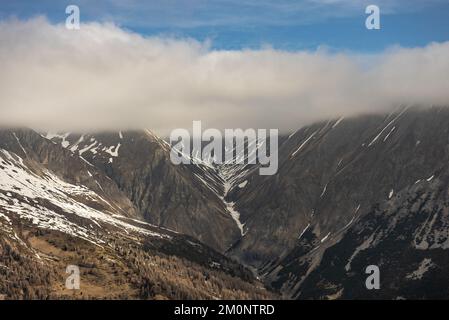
[2,105,449,299]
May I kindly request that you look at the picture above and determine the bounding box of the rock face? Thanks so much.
[225,106,449,299]
[3,105,449,299]
[0,129,272,299]
[0,129,137,219]
[294,176,449,299]
[44,130,240,252]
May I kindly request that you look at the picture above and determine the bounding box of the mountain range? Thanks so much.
[1,105,449,299]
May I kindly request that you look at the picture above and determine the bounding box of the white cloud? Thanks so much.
[0,17,448,135]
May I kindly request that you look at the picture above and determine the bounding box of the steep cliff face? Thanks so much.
[0,129,137,218]
[45,130,240,252]
[2,106,449,299]
[0,130,272,299]
[290,172,449,299]
[223,106,449,298]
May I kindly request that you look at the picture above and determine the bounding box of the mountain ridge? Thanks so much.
[2,105,449,299]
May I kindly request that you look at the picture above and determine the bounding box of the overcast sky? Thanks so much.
[0,2,448,134]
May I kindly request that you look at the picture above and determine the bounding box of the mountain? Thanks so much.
[0,129,272,299]
[44,130,240,252]
[2,105,449,299]
[224,106,449,299]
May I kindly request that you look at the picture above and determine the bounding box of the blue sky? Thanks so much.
[0,0,448,51]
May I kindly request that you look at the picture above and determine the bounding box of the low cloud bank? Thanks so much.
[1,17,448,135]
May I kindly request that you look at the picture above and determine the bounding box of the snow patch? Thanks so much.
[389,189,394,199]
[298,224,310,240]
[320,184,327,198]
[221,182,245,236]
[383,126,396,142]
[368,107,408,147]
[320,232,331,243]
[332,117,344,129]
[406,258,433,280]
[0,149,168,243]
[238,180,248,188]
[105,143,121,157]
[291,131,317,157]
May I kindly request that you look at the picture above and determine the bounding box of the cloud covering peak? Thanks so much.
[0,17,449,134]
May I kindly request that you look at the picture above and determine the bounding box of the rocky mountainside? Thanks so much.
[44,130,240,252]
[2,106,449,299]
[0,129,272,299]
[224,106,449,299]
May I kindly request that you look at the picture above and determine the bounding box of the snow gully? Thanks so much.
[170,121,278,175]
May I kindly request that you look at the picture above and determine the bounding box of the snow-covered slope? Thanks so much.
[222,106,449,299]
[0,130,273,300]
[5,106,449,299]
[44,130,242,252]
[0,149,166,244]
